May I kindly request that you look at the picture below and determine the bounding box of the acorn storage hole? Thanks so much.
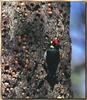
[4,64,9,70]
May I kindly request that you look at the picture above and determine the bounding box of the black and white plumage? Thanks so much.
[44,45,59,65]
[44,45,60,89]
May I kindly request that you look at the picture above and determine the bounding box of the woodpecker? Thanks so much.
[44,37,60,90]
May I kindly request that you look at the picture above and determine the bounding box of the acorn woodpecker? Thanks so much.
[44,37,60,89]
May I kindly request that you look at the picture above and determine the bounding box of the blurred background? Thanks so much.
[70,2,85,98]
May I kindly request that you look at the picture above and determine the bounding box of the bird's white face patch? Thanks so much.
[50,45,54,48]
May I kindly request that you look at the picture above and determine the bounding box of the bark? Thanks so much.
[1,1,73,99]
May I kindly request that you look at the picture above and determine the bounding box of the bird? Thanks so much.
[44,37,60,90]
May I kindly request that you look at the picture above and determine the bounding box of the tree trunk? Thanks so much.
[1,1,73,98]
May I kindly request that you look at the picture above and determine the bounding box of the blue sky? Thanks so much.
[70,2,85,97]
[70,2,85,67]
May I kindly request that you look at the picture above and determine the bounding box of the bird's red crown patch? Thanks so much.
[52,38,60,46]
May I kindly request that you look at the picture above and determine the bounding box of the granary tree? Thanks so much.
[1,1,73,98]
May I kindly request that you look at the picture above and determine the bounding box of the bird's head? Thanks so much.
[51,37,60,49]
